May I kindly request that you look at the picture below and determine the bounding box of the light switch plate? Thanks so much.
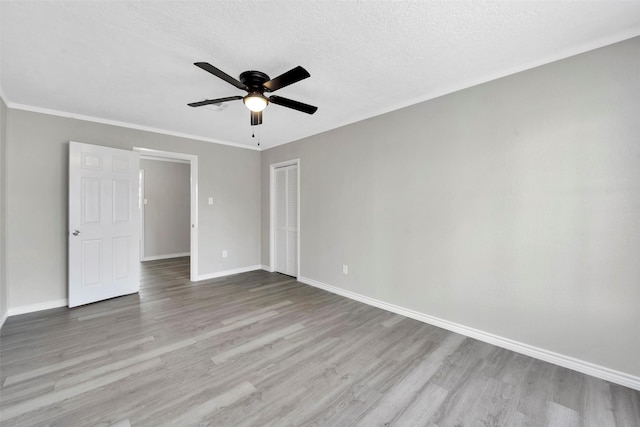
[208,197,213,205]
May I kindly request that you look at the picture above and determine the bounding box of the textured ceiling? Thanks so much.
[2,1,640,150]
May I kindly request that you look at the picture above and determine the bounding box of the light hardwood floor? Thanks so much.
[1,257,639,426]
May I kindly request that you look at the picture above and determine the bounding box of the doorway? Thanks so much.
[270,159,300,277]
[134,147,198,281]
[139,158,190,261]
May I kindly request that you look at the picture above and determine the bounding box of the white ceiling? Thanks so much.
[2,1,640,150]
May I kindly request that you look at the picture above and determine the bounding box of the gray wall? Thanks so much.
[141,159,190,259]
[0,97,7,325]
[5,110,261,309]
[261,37,640,376]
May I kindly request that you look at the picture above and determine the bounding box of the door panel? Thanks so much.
[286,230,297,275]
[113,156,131,172]
[81,178,101,224]
[113,179,130,222]
[286,167,298,275]
[113,237,130,279]
[274,164,298,277]
[81,239,102,286]
[69,141,140,307]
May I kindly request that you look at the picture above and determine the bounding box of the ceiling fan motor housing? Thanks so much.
[239,71,270,92]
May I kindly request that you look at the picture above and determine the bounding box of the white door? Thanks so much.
[274,164,298,276]
[68,141,140,307]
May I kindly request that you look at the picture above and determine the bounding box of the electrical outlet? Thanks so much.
[222,250,228,258]
[208,197,213,205]
[342,264,348,275]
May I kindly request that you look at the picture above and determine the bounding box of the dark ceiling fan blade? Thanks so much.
[251,111,263,126]
[188,96,243,107]
[269,95,318,114]
[194,62,248,91]
[263,66,310,92]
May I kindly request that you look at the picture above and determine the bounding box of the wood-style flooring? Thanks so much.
[1,257,639,426]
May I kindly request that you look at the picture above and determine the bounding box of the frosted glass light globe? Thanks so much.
[243,94,268,112]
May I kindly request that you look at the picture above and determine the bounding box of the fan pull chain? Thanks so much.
[251,128,261,146]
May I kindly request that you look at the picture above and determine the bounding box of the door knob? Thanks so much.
[72,230,81,236]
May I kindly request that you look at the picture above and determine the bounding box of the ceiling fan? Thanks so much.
[188,62,318,126]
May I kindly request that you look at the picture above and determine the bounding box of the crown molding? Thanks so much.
[4,101,260,151]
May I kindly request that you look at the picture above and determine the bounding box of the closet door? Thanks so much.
[274,164,298,277]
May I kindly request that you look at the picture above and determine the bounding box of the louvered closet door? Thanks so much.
[275,165,298,277]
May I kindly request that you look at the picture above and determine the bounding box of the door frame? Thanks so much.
[139,168,145,262]
[269,158,300,277]
[133,147,198,281]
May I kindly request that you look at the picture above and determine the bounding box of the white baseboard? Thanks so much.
[0,310,7,329]
[7,299,68,317]
[141,252,190,261]
[194,265,262,281]
[298,276,640,391]
[261,264,272,271]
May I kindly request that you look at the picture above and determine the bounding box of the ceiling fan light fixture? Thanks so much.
[243,93,268,112]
